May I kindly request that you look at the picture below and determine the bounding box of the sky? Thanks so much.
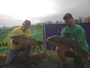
[0,0,90,27]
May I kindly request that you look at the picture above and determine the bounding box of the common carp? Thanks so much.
[10,34,44,49]
[47,35,88,63]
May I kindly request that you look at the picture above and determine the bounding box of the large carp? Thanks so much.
[10,34,44,49]
[47,35,88,63]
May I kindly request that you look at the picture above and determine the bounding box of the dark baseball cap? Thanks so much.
[63,13,73,19]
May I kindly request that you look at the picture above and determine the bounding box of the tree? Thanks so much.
[84,17,88,23]
[87,17,90,23]
[55,21,60,24]
[78,17,83,23]
[74,19,79,23]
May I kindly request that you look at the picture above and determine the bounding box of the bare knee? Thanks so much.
[56,47,58,51]
[56,47,64,56]
[56,47,60,52]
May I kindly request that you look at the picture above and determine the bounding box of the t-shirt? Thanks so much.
[10,27,32,50]
[61,24,89,52]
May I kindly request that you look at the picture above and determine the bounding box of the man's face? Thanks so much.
[64,17,73,26]
[22,22,31,31]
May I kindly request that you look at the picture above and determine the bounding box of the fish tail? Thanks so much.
[38,41,44,49]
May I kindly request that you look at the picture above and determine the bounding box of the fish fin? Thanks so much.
[80,49,88,63]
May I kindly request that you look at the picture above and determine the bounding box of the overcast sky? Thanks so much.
[0,0,90,27]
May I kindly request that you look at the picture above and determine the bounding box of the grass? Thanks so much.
[46,50,60,63]
[46,50,90,68]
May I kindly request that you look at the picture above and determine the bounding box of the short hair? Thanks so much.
[23,20,31,24]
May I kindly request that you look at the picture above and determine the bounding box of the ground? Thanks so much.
[0,50,90,68]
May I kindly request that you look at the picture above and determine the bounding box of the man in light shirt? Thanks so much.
[5,20,32,67]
